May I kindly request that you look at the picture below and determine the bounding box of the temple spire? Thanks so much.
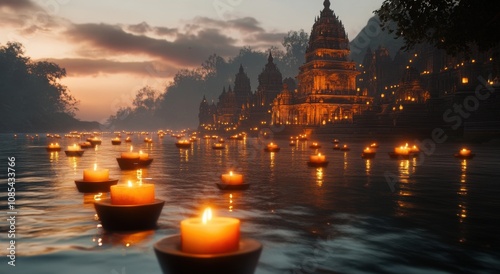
[268,51,274,63]
[239,64,244,73]
[323,0,331,10]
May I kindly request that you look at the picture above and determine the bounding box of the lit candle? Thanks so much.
[267,142,278,149]
[459,148,471,157]
[410,145,420,153]
[221,171,244,185]
[310,153,326,163]
[48,143,60,149]
[110,181,155,205]
[364,147,373,153]
[394,146,409,155]
[139,150,149,160]
[180,208,240,254]
[121,146,140,159]
[83,163,109,182]
[67,144,81,151]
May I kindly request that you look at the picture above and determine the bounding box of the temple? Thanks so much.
[197,0,499,139]
[272,0,372,126]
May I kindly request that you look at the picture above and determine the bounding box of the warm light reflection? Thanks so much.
[365,159,371,174]
[343,152,348,171]
[316,168,323,187]
[49,151,59,163]
[270,152,275,168]
[229,193,233,212]
[458,159,468,243]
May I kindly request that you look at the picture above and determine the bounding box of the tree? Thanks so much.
[375,0,500,55]
[0,42,81,131]
[132,86,160,112]
[281,30,309,75]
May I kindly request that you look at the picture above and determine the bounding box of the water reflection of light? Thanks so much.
[458,159,468,243]
[83,193,105,205]
[316,168,323,187]
[49,151,59,163]
[398,159,410,183]
[69,156,78,173]
[396,159,413,217]
[343,152,348,171]
[229,193,233,212]
[365,159,371,175]
[269,152,275,169]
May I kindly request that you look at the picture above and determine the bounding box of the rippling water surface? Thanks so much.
[1,133,500,274]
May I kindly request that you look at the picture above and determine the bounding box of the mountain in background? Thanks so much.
[349,16,405,64]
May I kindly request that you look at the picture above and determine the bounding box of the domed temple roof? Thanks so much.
[306,0,349,61]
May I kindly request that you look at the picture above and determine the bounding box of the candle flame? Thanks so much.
[130,146,133,152]
[93,163,97,171]
[318,153,322,156]
[139,150,143,154]
[73,144,77,147]
[202,207,212,224]
[127,180,133,187]
[229,171,233,176]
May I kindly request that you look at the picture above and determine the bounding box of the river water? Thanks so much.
[1,133,499,274]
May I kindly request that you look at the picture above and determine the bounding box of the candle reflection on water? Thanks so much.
[458,159,468,243]
[316,167,324,187]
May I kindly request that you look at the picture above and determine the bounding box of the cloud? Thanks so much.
[127,22,178,37]
[0,0,38,10]
[45,58,179,78]
[127,22,152,34]
[190,16,265,33]
[64,22,242,66]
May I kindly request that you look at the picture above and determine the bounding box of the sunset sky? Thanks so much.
[0,0,384,123]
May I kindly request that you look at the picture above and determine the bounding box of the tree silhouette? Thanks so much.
[0,42,83,132]
[375,0,500,55]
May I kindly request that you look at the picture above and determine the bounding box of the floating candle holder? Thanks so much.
[75,164,118,193]
[212,143,225,150]
[340,144,350,151]
[307,153,329,167]
[175,140,192,148]
[94,198,164,231]
[154,208,261,274]
[264,142,280,152]
[454,148,475,159]
[46,143,61,152]
[361,147,376,159]
[216,171,249,190]
[64,144,84,157]
[309,142,321,149]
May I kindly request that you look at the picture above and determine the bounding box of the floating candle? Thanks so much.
[309,153,326,163]
[48,143,60,149]
[394,146,410,155]
[180,208,240,254]
[110,180,155,205]
[121,146,140,159]
[83,163,109,182]
[66,144,81,151]
[221,171,244,185]
[459,148,471,157]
